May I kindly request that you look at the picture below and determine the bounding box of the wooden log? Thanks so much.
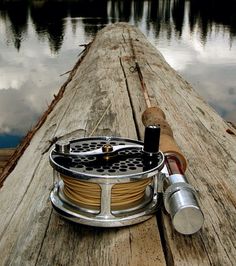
[0,148,15,160]
[0,148,15,179]
[0,23,236,266]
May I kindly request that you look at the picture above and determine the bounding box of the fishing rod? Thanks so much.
[130,32,204,234]
[142,106,203,235]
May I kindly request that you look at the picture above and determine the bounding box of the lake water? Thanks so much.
[0,0,236,148]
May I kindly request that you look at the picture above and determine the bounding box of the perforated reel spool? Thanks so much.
[50,136,165,227]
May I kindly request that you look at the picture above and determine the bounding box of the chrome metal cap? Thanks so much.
[168,189,204,235]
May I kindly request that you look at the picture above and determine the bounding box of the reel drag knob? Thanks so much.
[55,141,70,154]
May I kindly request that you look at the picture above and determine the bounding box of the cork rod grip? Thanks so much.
[142,107,187,172]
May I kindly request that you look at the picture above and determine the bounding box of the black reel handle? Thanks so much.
[144,125,160,154]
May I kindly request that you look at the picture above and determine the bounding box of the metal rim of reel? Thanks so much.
[49,136,165,183]
[50,180,163,227]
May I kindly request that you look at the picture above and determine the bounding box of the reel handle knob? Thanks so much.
[142,107,187,172]
[144,125,160,154]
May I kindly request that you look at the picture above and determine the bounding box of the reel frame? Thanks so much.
[50,136,165,227]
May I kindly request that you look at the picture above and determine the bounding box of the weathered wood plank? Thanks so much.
[0,23,166,266]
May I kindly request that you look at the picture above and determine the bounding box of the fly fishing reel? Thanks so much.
[50,124,204,234]
[50,126,165,227]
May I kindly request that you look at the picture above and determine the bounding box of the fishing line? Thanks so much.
[61,174,151,210]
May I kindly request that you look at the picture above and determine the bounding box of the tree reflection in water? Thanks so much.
[0,0,235,52]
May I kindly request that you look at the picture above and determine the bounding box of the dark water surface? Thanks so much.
[0,0,236,147]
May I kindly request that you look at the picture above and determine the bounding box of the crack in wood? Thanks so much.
[119,56,141,140]
[128,228,133,257]
[121,33,127,52]
[199,232,214,266]
[211,223,234,266]
[156,212,174,266]
[35,208,53,266]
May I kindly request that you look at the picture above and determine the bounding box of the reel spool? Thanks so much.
[50,129,165,227]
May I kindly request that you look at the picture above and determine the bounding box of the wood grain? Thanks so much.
[119,24,236,265]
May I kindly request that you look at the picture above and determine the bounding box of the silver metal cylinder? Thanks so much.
[167,187,204,235]
[164,174,204,235]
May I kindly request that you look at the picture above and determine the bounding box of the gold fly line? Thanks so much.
[61,174,152,210]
